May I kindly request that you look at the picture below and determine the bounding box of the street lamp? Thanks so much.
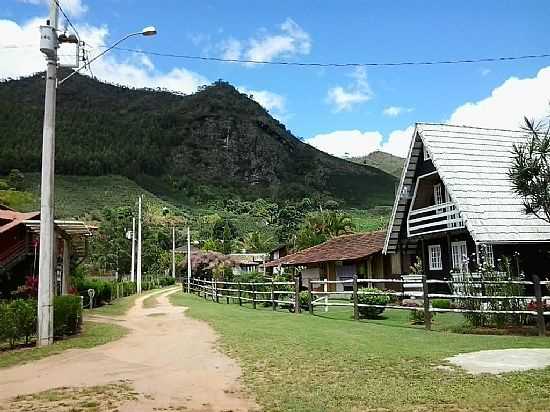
[37,9,156,347]
[59,26,157,85]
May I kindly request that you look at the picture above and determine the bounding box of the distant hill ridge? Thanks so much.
[0,74,396,207]
[348,151,405,178]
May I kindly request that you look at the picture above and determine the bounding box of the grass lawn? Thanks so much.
[0,322,127,369]
[84,293,142,317]
[171,293,550,412]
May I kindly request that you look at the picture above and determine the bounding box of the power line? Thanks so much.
[107,46,550,68]
[1,42,549,68]
[55,0,81,42]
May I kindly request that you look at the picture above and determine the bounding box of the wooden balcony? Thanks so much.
[407,202,464,237]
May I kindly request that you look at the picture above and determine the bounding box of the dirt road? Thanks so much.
[0,288,259,411]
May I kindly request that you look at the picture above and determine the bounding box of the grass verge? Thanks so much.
[170,293,550,412]
[0,322,128,369]
[142,294,159,309]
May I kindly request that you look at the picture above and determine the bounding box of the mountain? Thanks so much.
[348,151,405,178]
[0,73,396,207]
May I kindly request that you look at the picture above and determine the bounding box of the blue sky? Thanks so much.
[2,0,550,157]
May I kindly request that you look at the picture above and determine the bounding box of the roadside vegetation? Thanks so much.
[0,322,127,369]
[171,293,550,412]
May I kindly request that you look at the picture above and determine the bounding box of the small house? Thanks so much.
[266,231,401,291]
[383,123,550,278]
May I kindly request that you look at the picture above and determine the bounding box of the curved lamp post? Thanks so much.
[59,26,157,85]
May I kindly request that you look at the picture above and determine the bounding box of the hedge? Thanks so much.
[75,277,176,308]
[0,296,82,348]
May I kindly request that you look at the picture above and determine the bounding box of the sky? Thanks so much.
[1,0,550,158]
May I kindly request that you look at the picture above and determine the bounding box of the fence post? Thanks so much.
[215,279,219,303]
[533,275,546,337]
[422,273,432,330]
[271,279,276,311]
[225,282,229,304]
[238,282,242,306]
[294,274,301,314]
[308,279,313,315]
[252,283,257,309]
[353,275,359,321]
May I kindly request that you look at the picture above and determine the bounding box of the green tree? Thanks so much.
[7,169,24,191]
[294,211,354,250]
[239,231,276,253]
[510,116,550,223]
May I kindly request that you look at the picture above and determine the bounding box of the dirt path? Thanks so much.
[0,287,259,411]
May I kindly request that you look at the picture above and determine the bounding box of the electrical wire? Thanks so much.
[55,0,81,42]
[1,43,549,69]
[108,46,550,68]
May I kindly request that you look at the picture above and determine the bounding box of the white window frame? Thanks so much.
[484,244,495,268]
[423,144,431,161]
[451,241,469,272]
[428,244,443,271]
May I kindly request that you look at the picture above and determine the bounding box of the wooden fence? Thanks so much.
[190,278,298,311]
[189,275,549,336]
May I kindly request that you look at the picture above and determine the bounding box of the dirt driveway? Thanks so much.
[0,287,259,411]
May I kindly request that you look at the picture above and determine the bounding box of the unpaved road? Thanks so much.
[0,287,259,411]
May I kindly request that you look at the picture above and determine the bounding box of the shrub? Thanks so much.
[53,295,82,337]
[299,290,310,309]
[409,309,426,325]
[356,288,390,318]
[11,299,37,344]
[432,299,451,310]
[0,301,18,347]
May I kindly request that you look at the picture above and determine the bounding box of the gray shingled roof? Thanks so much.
[421,123,550,243]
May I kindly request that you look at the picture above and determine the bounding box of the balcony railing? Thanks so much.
[407,202,464,237]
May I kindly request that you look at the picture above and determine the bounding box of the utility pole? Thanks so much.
[130,217,136,282]
[37,0,59,347]
[137,195,142,294]
[187,227,191,293]
[172,226,176,278]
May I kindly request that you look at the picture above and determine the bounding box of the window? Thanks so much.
[483,244,495,267]
[423,144,431,161]
[428,244,443,270]
[451,241,469,272]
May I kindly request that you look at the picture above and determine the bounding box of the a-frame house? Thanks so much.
[383,123,550,278]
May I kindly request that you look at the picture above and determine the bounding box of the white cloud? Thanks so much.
[448,66,550,129]
[481,68,491,76]
[0,17,208,95]
[246,18,311,63]
[305,130,383,158]
[326,67,372,112]
[18,0,88,17]
[311,66,550,160]
[238,87,286,114]
[380,126,415,157]
[219,38,242,60]
[383,106,413,117]
[217,18,311,65]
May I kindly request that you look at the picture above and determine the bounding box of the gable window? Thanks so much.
[428,244,442,270]
[423,144,431,161]
[451,241,469,272]
[434,183,444,213]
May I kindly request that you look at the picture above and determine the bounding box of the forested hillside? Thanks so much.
[0,73,396,207]
[349,151,405,178]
